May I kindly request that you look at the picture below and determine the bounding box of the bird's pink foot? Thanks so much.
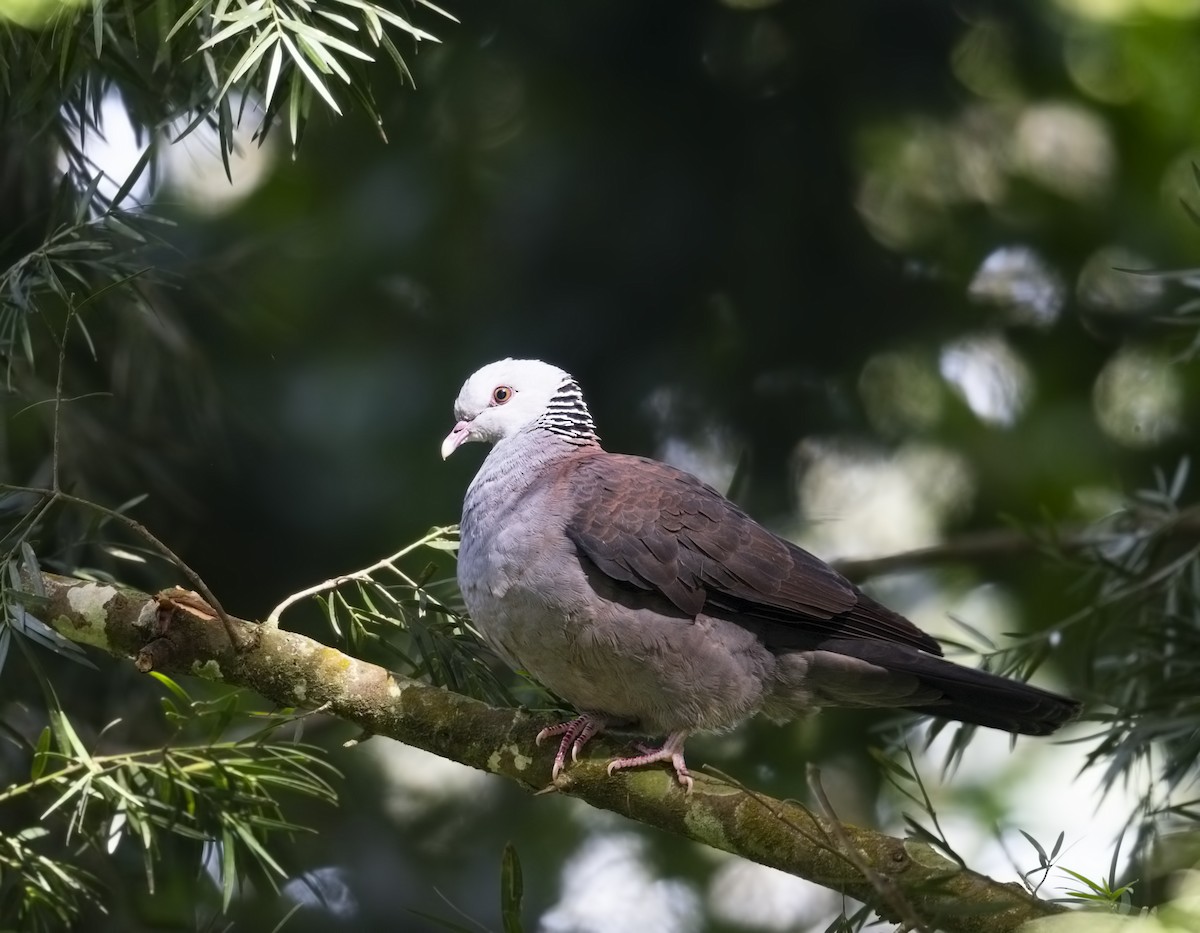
[606,730,693,792]
[536,714,605,779]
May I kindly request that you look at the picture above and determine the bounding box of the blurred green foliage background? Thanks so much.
[5,0,1200,929]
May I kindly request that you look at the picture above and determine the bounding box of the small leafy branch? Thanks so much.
[1057,866,1136,912]
[168,0,457,146]
[268,524,546,708]
[0,669,337,929]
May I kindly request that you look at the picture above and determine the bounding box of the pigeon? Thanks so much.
[442,359,1080,790]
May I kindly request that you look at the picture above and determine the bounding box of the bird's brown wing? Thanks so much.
[561,453,943,656]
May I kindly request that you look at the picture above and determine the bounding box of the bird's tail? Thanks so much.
[817,638,1081,736]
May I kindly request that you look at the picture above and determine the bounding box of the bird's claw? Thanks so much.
[535,721,572,746]
[537,714,604,780]
[605,730,694,792]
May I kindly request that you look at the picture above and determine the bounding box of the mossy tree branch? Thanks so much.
[19,571,1068,933]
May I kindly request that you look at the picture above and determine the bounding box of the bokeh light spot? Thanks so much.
[0,0,86,26]
[542,834,701,933]
[162,94,278,215]
[1093,346,1182,447]
[1013,102,1114,201]
[56,90,150,205]
[939,334,1034,428]
[1077,245,1162,314]
[968,245,1065,327]
[708,859,828,930]
[793,439,974,559]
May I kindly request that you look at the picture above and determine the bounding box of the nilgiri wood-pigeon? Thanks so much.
[442,359,1080,790]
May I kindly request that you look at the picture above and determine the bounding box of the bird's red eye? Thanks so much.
[492,385,514,405]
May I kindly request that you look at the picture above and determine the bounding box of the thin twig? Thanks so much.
[807,763,930,933]
[264,525,455,628]
[0,484,247,650]
[831,508,1200,581]
[51,305,72,494]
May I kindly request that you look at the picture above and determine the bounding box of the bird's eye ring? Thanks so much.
[491,385,514,405]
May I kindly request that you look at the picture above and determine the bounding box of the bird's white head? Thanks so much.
[440,358,599,459]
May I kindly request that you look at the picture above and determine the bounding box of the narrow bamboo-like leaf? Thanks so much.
[410,0,457,22]
[75,172,105,223]
[1170,457,1190,502]
[107,809,127,854]
[221,832,237,909]
[1020,830,1049,867]
[104,214,147,243]
[72,312,98,360]
[111,142,155,207]
[197,7,272,51]
[288,69,303,146]
[314,9,357,30]
[500,843,524,933]
[19,542,43,592]
[41,774,94,820]
[360,4,382,43]
[281,34,341,113]
[298,33,351,83]
[379,32,413,85]
[331,0,438,41]
[291,32,332,75]
[233,821,286,876]
[165,0,210,41]
[218,28,281,101]
[148,672,193,707]
[30,726,52,780]
[218,96,234,181]
[270,903,305,933]
[283,17,373,61]
[92,0,106,55]
[263,38,285,111]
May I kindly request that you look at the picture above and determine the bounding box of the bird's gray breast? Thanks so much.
[457,447,585,671]
[456,443,776,734]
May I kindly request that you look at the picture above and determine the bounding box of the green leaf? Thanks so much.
[197,7,272,51]
[263,38,285,111]
[314,9,357,30]
[111,142,156,207]
[148,672,193,707]
[287,68,304,146]
[75,171,105,223]
[332,0,438,42]
[282,17,373,63]
[165,0,208,41]
[218,28,282,101]
[30,726,52,780]
[1020,830,1048,867]
[92,0,106,56]
[233,820,286,876]
[281,33,341,114]
[379,32,413,85]
[500,843,524,933]
[410,0,458,23]
[220,832,238,909]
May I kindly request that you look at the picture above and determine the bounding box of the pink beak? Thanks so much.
[440,420,472,460]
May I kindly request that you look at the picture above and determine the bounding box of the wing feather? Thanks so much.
[562,452,943,656]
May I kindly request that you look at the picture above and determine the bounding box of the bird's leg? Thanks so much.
[606,730,693,792]
[535,714,606,779]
